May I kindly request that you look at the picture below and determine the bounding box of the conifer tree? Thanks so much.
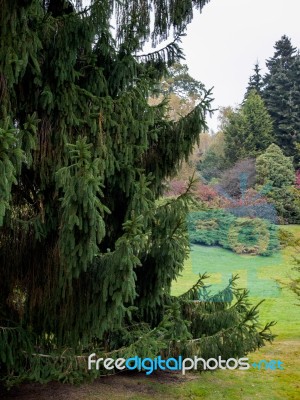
[0,0,274,385]
[262,35,300,161]
[241,90,273,155]
[224,91,273,164]
[245,62,264,97]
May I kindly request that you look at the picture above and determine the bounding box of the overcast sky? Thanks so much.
[181,0,300,132]
[81,0,300,132]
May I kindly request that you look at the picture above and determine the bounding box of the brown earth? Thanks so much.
[0,370,195,400]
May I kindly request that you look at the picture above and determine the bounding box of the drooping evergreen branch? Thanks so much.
[56,137,109,292]
[135,33,185,67]
[142,87,214,182]
[0,119,24,226]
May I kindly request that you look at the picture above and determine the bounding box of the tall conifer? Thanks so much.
[245,62,264,97]
[0,0,274,385]
[224,91,273,164]
[263,35,300,160]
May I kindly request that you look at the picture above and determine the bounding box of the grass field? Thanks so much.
[5,227,300,400]
[172,225,300,340]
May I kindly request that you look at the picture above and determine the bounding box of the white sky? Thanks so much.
[81,0,300,132]
[181,0,300,132]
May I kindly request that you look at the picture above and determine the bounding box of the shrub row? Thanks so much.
[187,210,279,256]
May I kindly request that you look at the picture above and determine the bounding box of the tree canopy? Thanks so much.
[245,62,264,97]
[223,91,273,164]
[262,35,300,161]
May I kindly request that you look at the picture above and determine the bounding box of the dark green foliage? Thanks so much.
[0,119,24,224]
[0,0,275,386]
[262,35,300,161]
[222,108,244,164]
[179,275,276,359]
[188,210,234,247]
[241,91,273,155]
[198,148,225,181]
[187,210,279,256]
[245,62,264,97]
[224,91,273,164]
[46,0,75,17]
[0,275,275,386]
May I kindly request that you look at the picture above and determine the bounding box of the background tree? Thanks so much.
[150,63,207,121]
[245,62,264,97]
[160,63,206,99]
[240,90,273,155]
[197,131,226,181]
[262,35,300,161]
[150,63,213,181]
[198,147,224,181]
[0,0,274,386]
[198,131,214,154]
[223,91,273,165]
[256,144,300,223]
[218,158,256,198]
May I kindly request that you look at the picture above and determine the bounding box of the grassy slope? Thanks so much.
[172,226,300,340]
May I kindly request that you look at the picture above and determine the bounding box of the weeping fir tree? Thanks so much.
[0,0,275,386]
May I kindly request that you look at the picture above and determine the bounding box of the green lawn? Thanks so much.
[172,225,300,340]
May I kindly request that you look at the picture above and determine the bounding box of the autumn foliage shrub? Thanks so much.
[165,180,229,208]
